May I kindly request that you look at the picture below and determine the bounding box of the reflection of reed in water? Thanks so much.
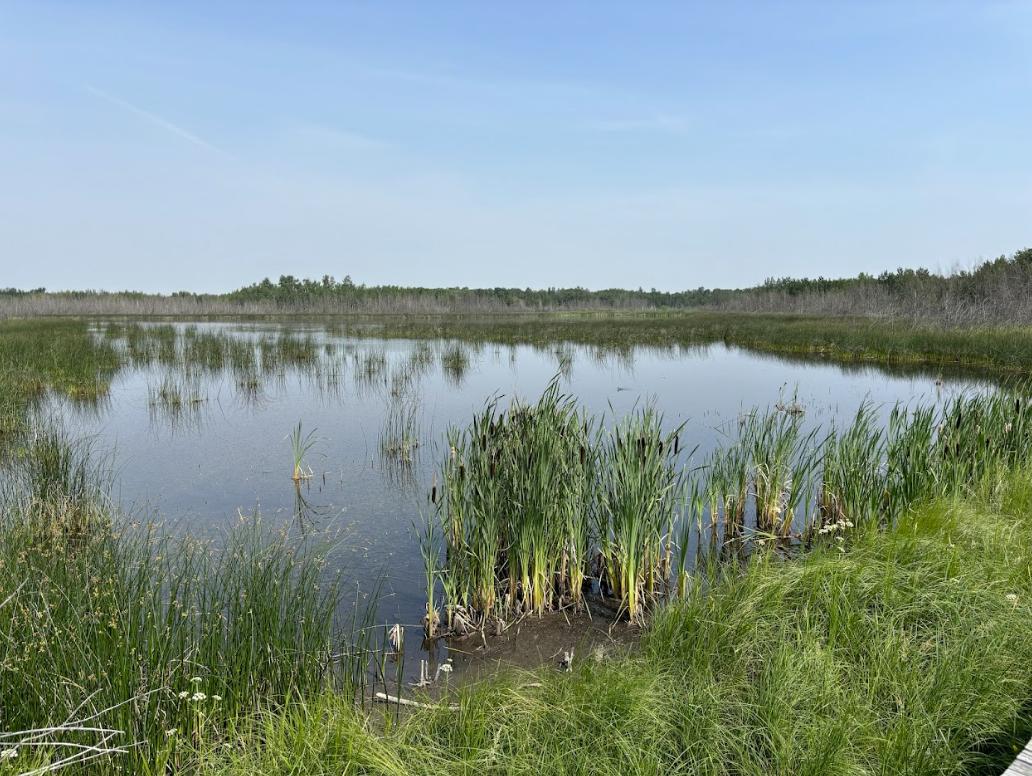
[440,344,471,387]
[352,348,388,398]
[146,372,210,436]
[378,373,424,482]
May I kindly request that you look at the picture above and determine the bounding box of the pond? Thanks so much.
[48,320,984,673]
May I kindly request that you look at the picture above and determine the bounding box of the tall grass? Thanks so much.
[428,378,1032,634]
[432,380,684,626]
[596,404,685,622]
[0,423,371,773]
[434,379,599,622]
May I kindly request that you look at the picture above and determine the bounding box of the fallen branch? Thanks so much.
[373,692,459,712]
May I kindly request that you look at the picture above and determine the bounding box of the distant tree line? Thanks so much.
[1,248,1029,326]
[221,274,718,312]
[719,248,1032,327]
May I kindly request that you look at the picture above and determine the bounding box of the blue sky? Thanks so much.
[1,1,1029,294]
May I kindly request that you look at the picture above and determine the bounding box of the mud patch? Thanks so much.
[445,595,640,682]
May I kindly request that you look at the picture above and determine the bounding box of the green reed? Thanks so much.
[287,422,320,481]
[709,436,751,546]
[596,404,685,622]
[431,380,686,625]
[748,406,817,537]
[429,379,1032,632]
[815,402,885,536]
[435,378,597,621]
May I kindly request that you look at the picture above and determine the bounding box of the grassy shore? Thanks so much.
[191,469,1032,775]
[0,425,372,774]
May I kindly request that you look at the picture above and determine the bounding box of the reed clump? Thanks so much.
[431,379,686,627]
[428,379,1032,636]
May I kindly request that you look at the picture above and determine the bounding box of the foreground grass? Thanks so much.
[0,426,366,774]
[196,471,1032,775]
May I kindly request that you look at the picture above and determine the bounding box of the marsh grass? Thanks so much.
[0,423,370,774]
[340,311,1032,374]
[0,319,120,437]
[195,469,1032,775]
[596,404,685,622]
[428,378,1032,636]
[431,379,683,626]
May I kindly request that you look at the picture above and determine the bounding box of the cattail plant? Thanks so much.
[596,403,686,624]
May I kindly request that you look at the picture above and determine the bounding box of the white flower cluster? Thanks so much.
[817,518,854,536]
[175,676,222,703]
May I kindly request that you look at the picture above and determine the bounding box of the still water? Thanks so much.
[52,321,982,659]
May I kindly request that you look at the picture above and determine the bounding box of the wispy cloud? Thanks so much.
[586,115,694,134]
[85,86,233,159]
[288,121,392,150]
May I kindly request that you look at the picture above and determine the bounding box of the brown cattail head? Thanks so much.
[674,435,680,455]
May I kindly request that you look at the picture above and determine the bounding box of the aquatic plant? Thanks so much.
[287,422,320,481]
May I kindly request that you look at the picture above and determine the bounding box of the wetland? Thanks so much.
[3,313,1032,774]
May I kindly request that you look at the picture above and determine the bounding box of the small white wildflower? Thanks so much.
[191,692,206,702]
[0,747,17,761]
[1006,593,1019,602]
[165,728,178,737]
[178,691,189,699]
[211,694,222,702]
[191,676,203,684]
[439,664,453,674]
